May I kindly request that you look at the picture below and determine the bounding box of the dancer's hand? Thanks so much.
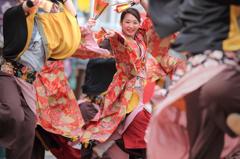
[104,29,116,39]
[131,0,141,5]
[87,17,97,27]
[32,0,42,6]
[51,3,60,13]
[103,54,113,59]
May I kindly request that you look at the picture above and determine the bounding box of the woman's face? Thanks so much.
[120,13,140,38]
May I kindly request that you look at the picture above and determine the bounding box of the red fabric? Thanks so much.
[122,109,151,149]
[143,80,156,104]
[50,134,81,159]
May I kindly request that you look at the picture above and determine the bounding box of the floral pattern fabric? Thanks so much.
[142,17,185,80]
[34,26,111,140]
[80,15,186,143]
[0,57,36,84]
[81,94,105,105]
[34,60,85,140]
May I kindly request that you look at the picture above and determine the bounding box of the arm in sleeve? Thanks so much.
[72,26,110,60]
[151,34,186,79]
[4,3,25,21]
[109,32,138,78]
[156,52,186,79]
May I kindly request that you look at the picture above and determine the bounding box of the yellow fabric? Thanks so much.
[100,91,107,96]
[156,78,165,87]
[83,139,91,148]
[152,103,155,108]
[62,135,79,142]
[36,5,81,60]
[223,5,240,51]
[16,7,37,59]
[126,90,139,114]
[171,97,186,112]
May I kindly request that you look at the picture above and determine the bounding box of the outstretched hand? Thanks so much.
[104,29,116,39]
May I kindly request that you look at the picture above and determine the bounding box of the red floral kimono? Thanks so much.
[81,15,186,144]
[34,26,110,140]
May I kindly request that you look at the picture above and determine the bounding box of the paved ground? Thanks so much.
[45,151,56,159]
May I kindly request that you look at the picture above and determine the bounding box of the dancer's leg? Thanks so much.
[0,72,35,159]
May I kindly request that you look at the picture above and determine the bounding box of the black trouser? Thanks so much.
[79,102,111,159]
[115,138,146,159]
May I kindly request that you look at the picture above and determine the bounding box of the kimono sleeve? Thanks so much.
[72,26,110,60]
[155,51,186,79]
[141,17,186,78]
[140,14,158,45]
[109,32,138,79]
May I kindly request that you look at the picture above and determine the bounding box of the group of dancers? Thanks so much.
[0,0,240,158]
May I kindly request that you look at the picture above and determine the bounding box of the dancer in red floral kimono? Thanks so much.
[32,14,111,159]
[0,0,80,158]
[146,0,240,159]
[80,0,186,157]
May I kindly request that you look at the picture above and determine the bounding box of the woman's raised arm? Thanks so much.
[131,0,148,13]
[63,0,76,16]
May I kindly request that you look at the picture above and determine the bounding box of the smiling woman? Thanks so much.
[120,8,140,38]
[80,0,186,158]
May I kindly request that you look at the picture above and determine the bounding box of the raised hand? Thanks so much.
[51,3,60,13]
[131,0,141,5]
[32,0,42,6]
[88,17,97,28]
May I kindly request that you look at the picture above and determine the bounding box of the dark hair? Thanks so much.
[16,0,59,4]
[120,8,141,23]
[50,0,62,5]
[99,39,112,51]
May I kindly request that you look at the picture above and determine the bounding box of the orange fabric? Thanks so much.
[171,97,186,112]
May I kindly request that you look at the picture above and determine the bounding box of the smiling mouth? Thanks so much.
[127,29,134,33]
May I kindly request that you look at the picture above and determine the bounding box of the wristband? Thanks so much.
[84,24,91,29]
[26,0,34,8]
